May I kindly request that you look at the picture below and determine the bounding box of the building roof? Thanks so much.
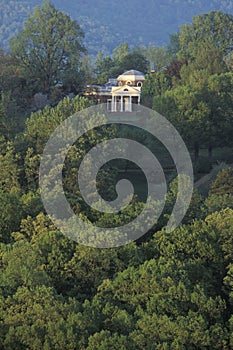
[117,69,145,81]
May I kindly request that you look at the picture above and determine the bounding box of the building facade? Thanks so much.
[84,70,145,112]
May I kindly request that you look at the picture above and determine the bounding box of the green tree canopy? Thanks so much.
[10,1,86,93]
[153,72,233,160]
[94,45,149,84]
[178,11,233,62]
[209,167,233,196]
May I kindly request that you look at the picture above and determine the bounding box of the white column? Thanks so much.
[121,95,123,112]
[115,96,117,112]
[129,96,132,112]
[111,96,114,112]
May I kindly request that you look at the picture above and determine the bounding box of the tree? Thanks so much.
[0,138,21,193]
[10,1,86,93]
[0,49,24,98]
[95,51,114,85]
[23,95,92,154]
[80,54,95,85]
[0,191,23,243]
[164,59,186,83]
[86,331,133,350]
[178,11,233,62]
[0,284,83,350]
[205,193,233,214]
[209,167,233,196]
[162,175,205,227]
[205,208,233,264]
[113,43,130,63]
[145,45,172,72]
[179,42,227,82]
[167,33,180,59]
[153,72,233,161]
[206,73,233,156]
[0,240,50,295]
[94,47,149,84]
[0,50,30,133]
[120,52,149,74]
[141,71,172,107]
[153,83,207,161]
[0,91,24,139]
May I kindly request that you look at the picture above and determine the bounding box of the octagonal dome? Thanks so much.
[117,70,145,82]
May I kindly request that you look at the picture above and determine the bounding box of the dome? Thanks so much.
[117,69,145,82]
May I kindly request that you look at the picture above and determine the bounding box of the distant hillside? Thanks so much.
[1,0,233,55]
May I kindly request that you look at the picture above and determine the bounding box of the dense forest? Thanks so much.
[1,1,233,349]
[1,0,233,54]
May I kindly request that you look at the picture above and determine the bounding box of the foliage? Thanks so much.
[142,71,172,107]
[209,167,233,196]
[23,95,92,154]
[10,1,86,94]
[0,137,21,193]
[196,162,228,196]
[0,191,23,243]
[178,11,233,61]
[94,46,149,84]
[153,72,233,160]
[1,6,233,350]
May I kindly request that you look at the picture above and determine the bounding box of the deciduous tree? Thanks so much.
[10,1,86,93]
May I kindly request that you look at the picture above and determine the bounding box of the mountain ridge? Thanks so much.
[1,0,233,55]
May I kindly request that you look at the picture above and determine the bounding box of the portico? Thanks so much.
[109,85,142,112]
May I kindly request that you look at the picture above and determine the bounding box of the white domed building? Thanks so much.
[110,70,145,112]
[85,69,145,113]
